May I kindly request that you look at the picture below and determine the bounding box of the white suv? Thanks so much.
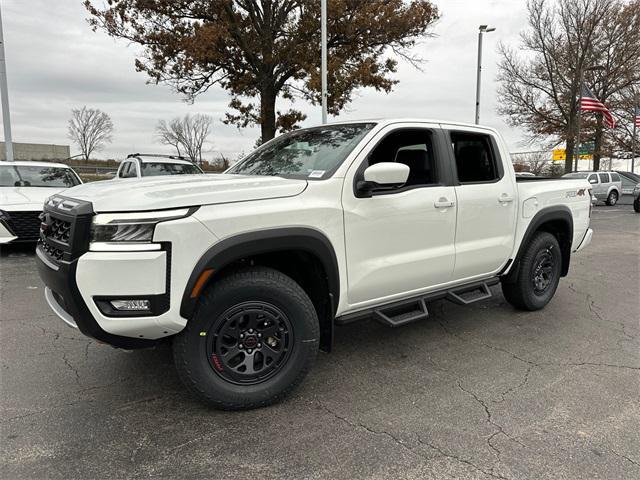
[36,119,593,409]
[1,161,81,244]
[563,171,622,206]
[115,154,204,179]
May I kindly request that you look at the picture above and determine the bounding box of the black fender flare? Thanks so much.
[505,206,574,281]
[180,227,340,320]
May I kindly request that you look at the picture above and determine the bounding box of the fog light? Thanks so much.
[110,300,151,311]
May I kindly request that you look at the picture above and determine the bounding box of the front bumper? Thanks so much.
[36,245,159,349]
[35,195,217,349]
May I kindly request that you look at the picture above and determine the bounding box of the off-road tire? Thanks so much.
[633,196,640,213]
[606,190,618,206]
[501,232,562,311]
[173,266,319,410]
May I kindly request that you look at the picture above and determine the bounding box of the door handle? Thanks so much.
[498,193,514,203]
[434,198,455,208]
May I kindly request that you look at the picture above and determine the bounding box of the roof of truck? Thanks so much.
[329,118,500,132]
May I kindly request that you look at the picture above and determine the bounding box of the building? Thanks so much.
[0,142,70,161]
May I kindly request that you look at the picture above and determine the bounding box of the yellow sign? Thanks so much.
[552,149,566,161]
[552,149,592,162]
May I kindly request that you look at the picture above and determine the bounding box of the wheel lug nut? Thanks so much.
[258,343,262,348]
[249,329,253,333]
[239,344,243,349]
[248,349,253,354]
[258,333,262,337]
[240,333,244,338]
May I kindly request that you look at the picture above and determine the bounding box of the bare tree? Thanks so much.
[155,118,184,156]
[512,151,551,175]
[67,106,114,162]
[155,114,213,164]
[497,0,617,173]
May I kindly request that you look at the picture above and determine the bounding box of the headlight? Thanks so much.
[90,208,192,247]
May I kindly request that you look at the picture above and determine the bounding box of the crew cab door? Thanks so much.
[342,124,457,307]
[443,127,517,280]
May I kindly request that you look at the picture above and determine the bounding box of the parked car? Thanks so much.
[615,170,640,195]
[0,161,81,244]
[36,119,593,410]
[562,171,622,205]
[633,183,640,213]
[115,154,204,179]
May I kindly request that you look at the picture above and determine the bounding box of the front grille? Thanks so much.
[38,195,94,263]
[40,239,64,261]
[48,217,71,244]
[6,211,41,240]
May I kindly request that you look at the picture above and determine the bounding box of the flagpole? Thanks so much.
[574,76,584,172]
[632,108,637,174]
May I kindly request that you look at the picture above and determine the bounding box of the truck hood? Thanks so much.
[0,187,69,211]
[62,174,308,212]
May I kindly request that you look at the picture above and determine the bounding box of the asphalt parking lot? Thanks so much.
[1,205,639,480]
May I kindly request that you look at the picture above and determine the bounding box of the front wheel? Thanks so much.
[501,232,562,311]
[606,190,618,206]
[634,196,640,213]
[173,267,319,410]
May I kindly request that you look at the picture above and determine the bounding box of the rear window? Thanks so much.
[610,173,620,182]
[141,162,203,176]
[0,165,80,188]
[450,132,500,183]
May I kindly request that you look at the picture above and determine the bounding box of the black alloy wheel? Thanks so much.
[173,267,319,410]
[501,231,562,311]
[206,301,293,385]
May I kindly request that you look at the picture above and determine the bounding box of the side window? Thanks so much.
[610,173,620,182]
[598,173,609,183]
[450,132,499,183]
[588,174,598,184]
[365,128,437,188]
[119,162,130,178]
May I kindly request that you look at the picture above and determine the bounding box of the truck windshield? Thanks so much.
[228,123,376,179]
[0,165,80,188]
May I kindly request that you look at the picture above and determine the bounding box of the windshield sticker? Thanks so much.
[308,170,325,178]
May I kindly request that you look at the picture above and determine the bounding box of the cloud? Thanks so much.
[1,0,530,160]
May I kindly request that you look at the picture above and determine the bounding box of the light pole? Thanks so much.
[475,25,495,125]
[0,4,14,162]
[574,64,605,171]
[321,0,328,124]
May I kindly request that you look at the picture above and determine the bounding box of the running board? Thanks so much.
[336,278,499,327]
[447,282,492,305]
[373,298,429,328]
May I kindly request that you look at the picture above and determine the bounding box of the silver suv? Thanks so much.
[563,171,622,206]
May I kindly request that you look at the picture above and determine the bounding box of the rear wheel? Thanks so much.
[634,196,640,213]
[501,232,562,311]
[606,190,618,206]
[173,267,319,410]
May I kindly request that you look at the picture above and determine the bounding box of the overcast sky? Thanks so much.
[1,0,530,160]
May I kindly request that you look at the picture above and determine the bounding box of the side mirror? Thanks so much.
[358,162,410,196]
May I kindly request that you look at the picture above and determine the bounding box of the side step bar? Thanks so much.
[336,278,499,327]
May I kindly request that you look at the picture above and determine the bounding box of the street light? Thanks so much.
[574,64,605,171]
[475,25,496,125]
[0,4,14,162]
[321,0,327,124]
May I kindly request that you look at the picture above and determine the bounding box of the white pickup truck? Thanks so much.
[36,119,593,410]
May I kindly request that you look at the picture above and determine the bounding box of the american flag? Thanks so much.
[580,84,616,129]
[635,106,640,128]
